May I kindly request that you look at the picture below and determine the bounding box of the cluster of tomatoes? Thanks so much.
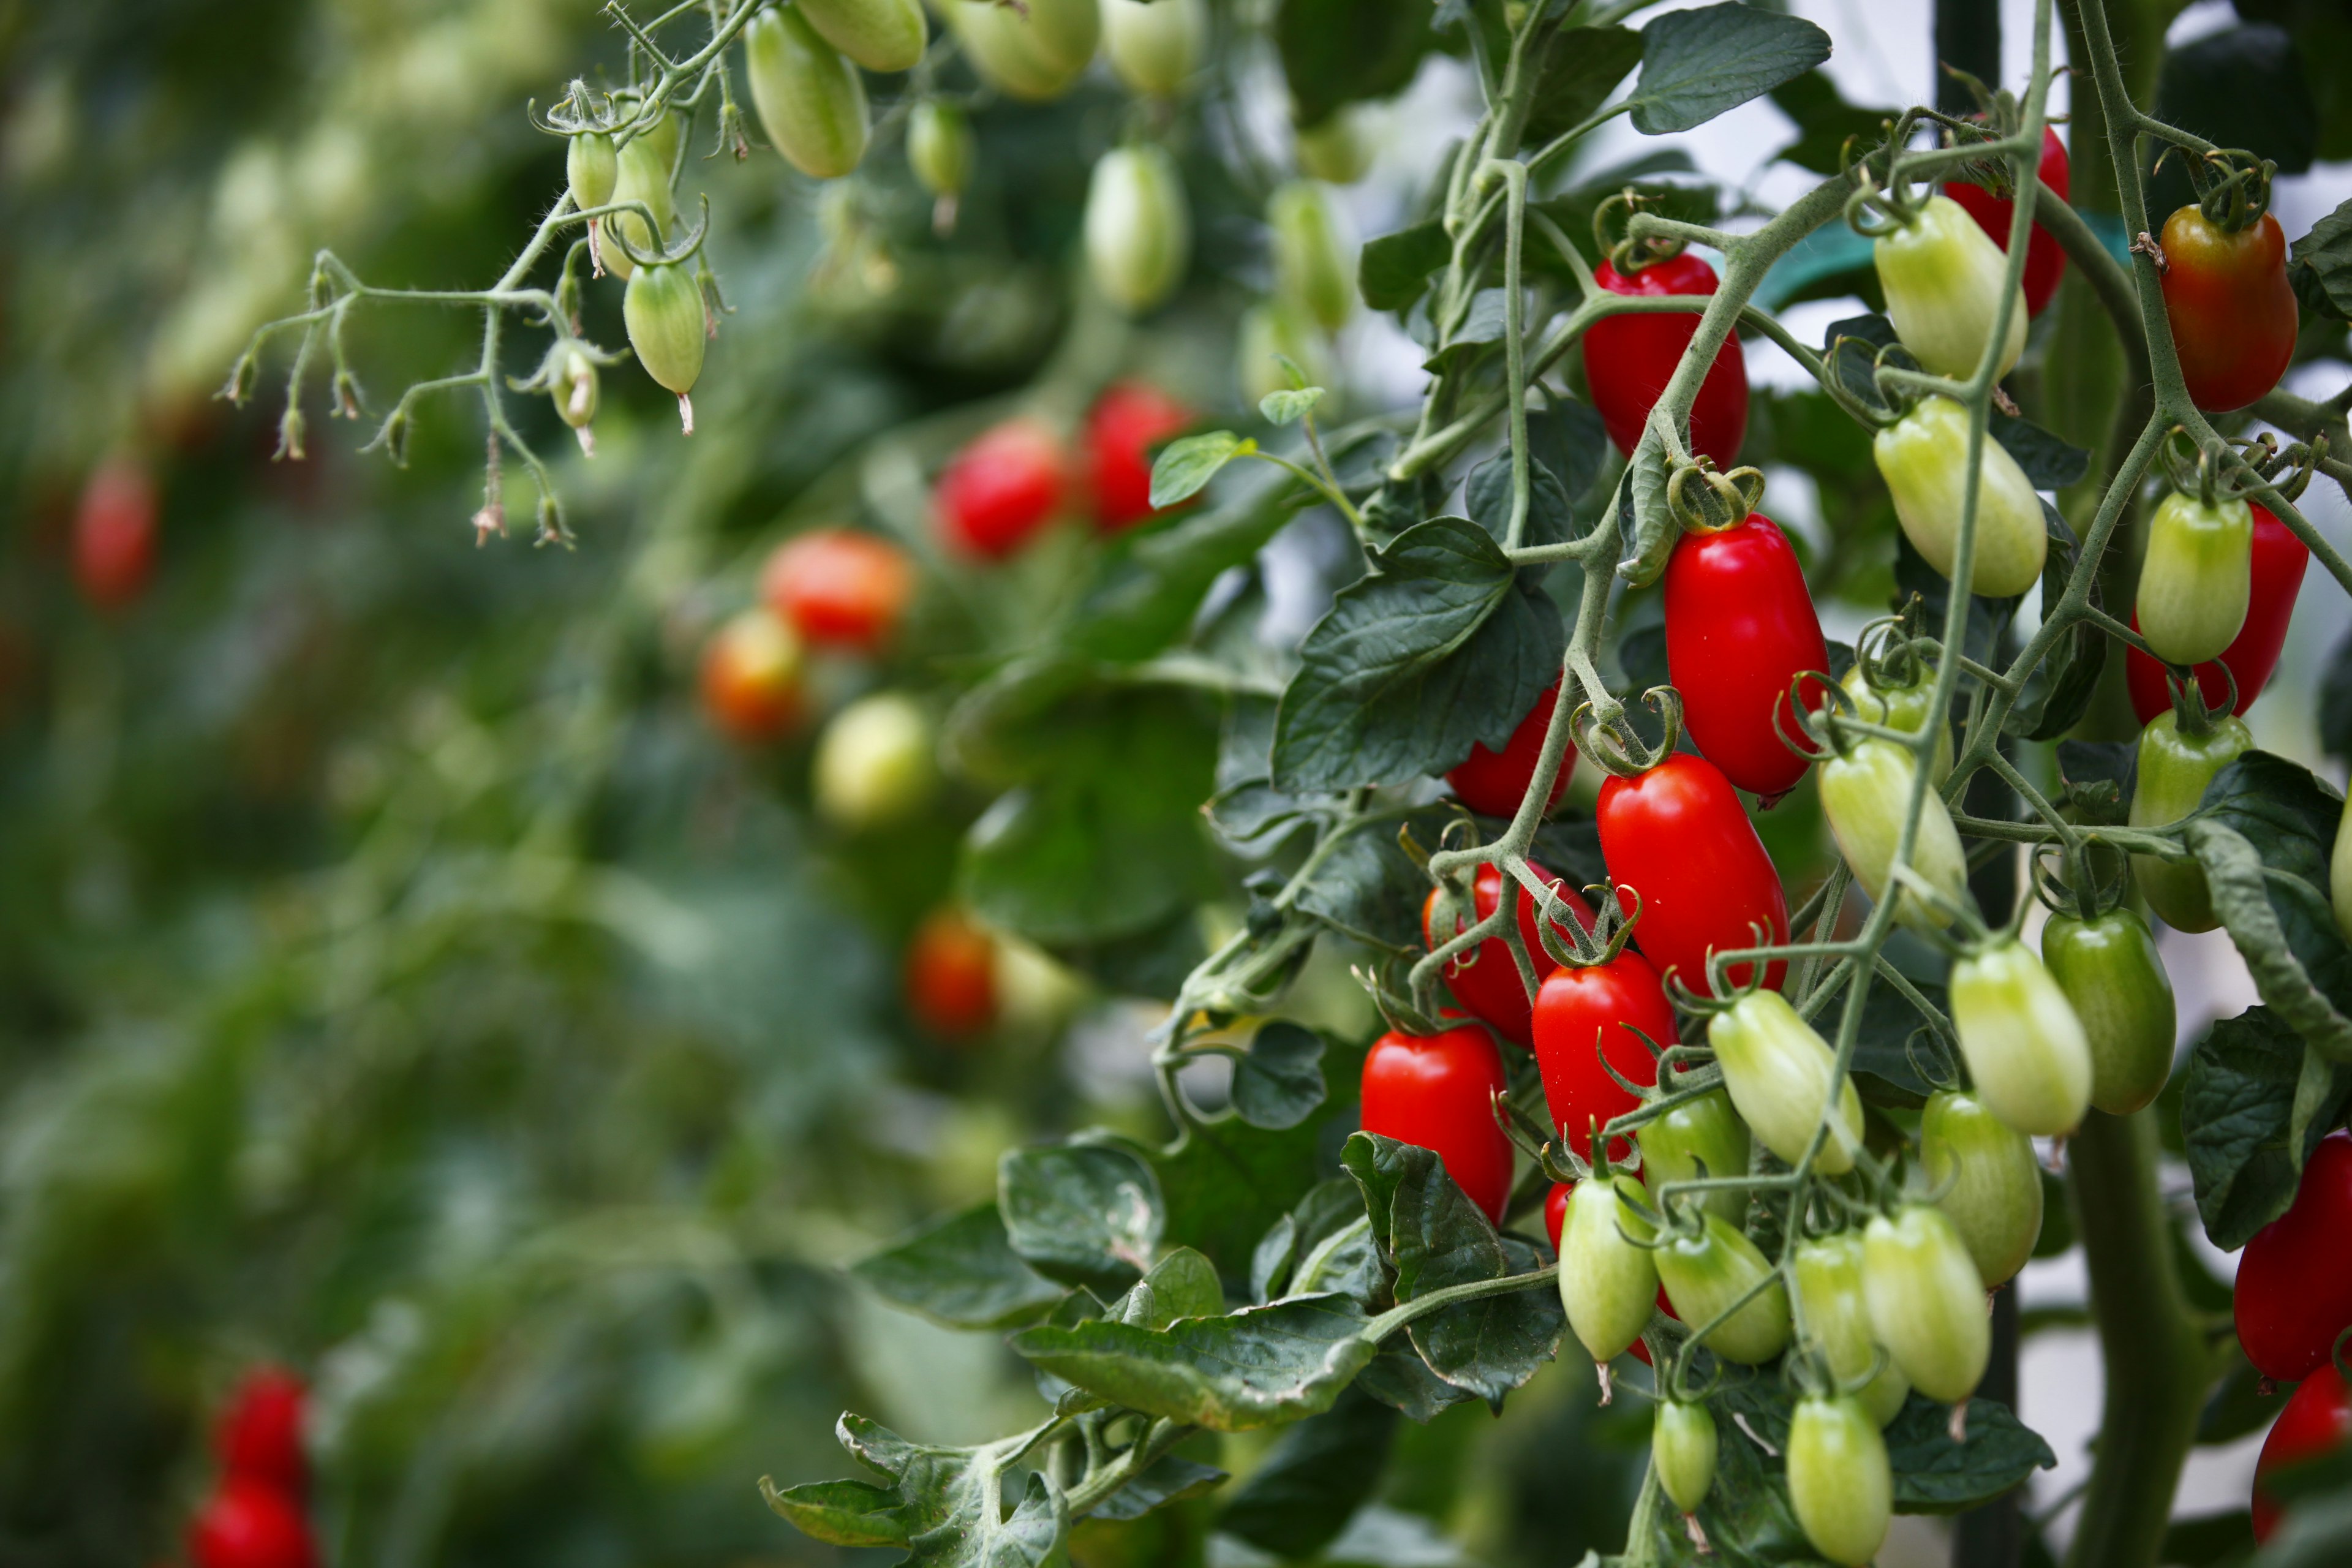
[2242,1133,2352,1540]
[184,1368,317,1568]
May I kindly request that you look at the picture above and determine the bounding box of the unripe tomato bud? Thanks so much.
[2040,907,2174,1116]
[2160,206,2297,414]
[2137,489,2253,667]
[746,6,870,180]
[1557,1172,1660,1364]
[1294,109,1370,184]
[2129,707,2253,933]
[188,1482,317,1568]
[1861,1202,1989,1404]
[74,459,159,612]
[216,1366,308,1496]
[2234,1130,2352,1384]
[699,608,805,743]
[1637,1086,1751,1231]
[1793,1232,1910,1425]
[1787,1394,1892,1567]
[907,99,974,200]
[1268,179,1356,333]
[1360,1023,1514,1223]
[551,345,599,433]
[1654,1210,1791,1364]
[1819,737,1969,932]
[797,0,928,74]
[1872,396,2046,598]
[1084,381,1194,533]
[1653,1398,1719,1518]
[935,419,1068,559]
[944,0,1099,101]
[1841,662,1953,785]
[568,130,617,213]
[1948,937,2091,1138]
[762,527,914,653]
[1921,1088,2043,1290]
[906,908,998,1039]
[1705,989,1864,1175]
[1872,193,2027,380]
[1237,301,1332,409]
[606,118,681,281]
[624,262,707,428]
[2253,1360,2351,1542]
[1100,0,1204,98]
[1085,145,1191,315]
[814,692,938,829]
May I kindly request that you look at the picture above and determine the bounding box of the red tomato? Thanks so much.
[761,529,914,654]
[1544,1183,1663,1364]
[1360,1023,1514,1223]
[1664,512,1831,799]
[2254,1360,2352,1542]
[1582,253,1749,469]
[1447,684,1574,819]
[1943,127,2070,318]
[1532,951,1672,1163]
[188,1482,317,1568]
[907,908,997,1039]
[935,419,1068,559]
[698,608,805,744]
[2236,1130,2352,1383]
[2160,206,2298,414]
[1597,753,1790,995]
[1420,860,1595,1048]
[216,1366,306,1497]
[74,459,159,611]
[2126,502,2308,724]
[1085,382,1193,533]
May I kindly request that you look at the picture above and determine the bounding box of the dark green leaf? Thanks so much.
[853,1202,1070,1330]
[760,1477,911,1548]
[1466,453,1575,549]
[1352,1340,1478,1422]
[1527,401,1612,504]
[1359,221,1450,314]
[1257,1178,1385,1305]
[1155,1107,1330,1287]
[1110,1246,1227,1329]
[1216,1383,1400,1556]
[1232,1021,1330,1130]
[1292,805,1459,954]
[1087,1455,1229,1522]
[1616,429,1678,586]
[1852,974,1953,1107]
[1989,412,2091,490]
[1625,4,1831,135]
[1151,432,1252,510]
[1423,290,1511,374]
[999,1140,1166,1293]
[1277,0,1433,130]
[1879,1392,2057,1513]
[2010,502,2106,743]
[2149,23,2319,222]
[2180,1006,2352,1249]
[1768,70,1893,175]
[2290,197,2352,322]
[1523,26,1646,146]
[1010,1295,1379,1431]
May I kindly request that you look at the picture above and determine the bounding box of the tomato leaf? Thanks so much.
[1988,411,2090,491]
[1276,0,1433,130]
[1422,289,1511,374]
[1231,1020,1329,1129]
[764,1416,1069,1567]
[2181,1006,2352,1250]
[2288,196,2352,322]
[2010,502,2106,742]
[1878,1392,2057,1513]
[1289,805,1461,954]
[1523,26,1646,146]
[1623,4,1830,135]
[1150,431,1253,510]
[1009,1296,1380,1431]
[1616,426,1679,587]
[852,1202,1071,1330]
[1156,1106,1333,1286]
[1466,450,1576,549]
[1215,1384,1400,1556]
[1768,70,1893,175]
[1259,386,1325,426]
[999,1140,1167,1293]
[1359,220,1451,314]
[1087,1453,1229,1523]
[1107,1247,1227,1329]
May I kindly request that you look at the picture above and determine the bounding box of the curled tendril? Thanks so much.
[603,192,714,270]
[1774,669,1847,765]
[1574,686,1685,779]
[1664,460,1766,535]
[531,80,625,136]
[1593,187,1683,276]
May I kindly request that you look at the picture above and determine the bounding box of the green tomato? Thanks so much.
[796,0,928,74]
[1101,0,1204,98]
[1653,1399,1718,1517]
[1705,990,1864,1175]
[624,261,707,415]
[1920,1088,2043,1288]
[907,100,974,199]
[814,692,938,831]
[1818,737,1969,933]
[1871,395,2046,598]
[2136,491,2253,666]
[607,125,680,280]
[568,130,617,214]
[1557,1174,1659,1365]
[1295,108,1371,184]
[1637,1087,1751,1230]
[1872,194,2027,380]
[1268,179,1357,333]
[1085,146,1190,314]
[1654,1210,1791,1365]
[1793,1232,1910,1426]
[1861,1202,1988,1404]
[745,6,870,180]
[1840,663,1951,786]
[943,0,1098,100]
[1237,300,1331,409]
[2040,908,2176,1115]
[1948,936,2091,1138]
[551,345,599,432]
[2128,707,2253,933]
[1787,1394,1893,1567]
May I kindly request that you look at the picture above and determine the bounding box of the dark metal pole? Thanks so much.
[1937,0,2005,113]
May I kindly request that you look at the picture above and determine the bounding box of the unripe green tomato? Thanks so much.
[1294,109,1371,184]
[1841,663,1951,786]
[2040,908,2176,1115]
[1948,937,2092,1138]
[1654,1210,1791,1365]
[1652,1400,1718,1517]
[1100,0,1204,98]
[1085,145,1190,314]
[944,0,1098,100]
[2129,708,2253,932]
[608,129,680,280]
[2335,791,2352,947]
[797,0,928,73]
[1787,1395,1893,1567]
[2137,490,2253,666]
[1268,179,1357,333]
[638,105,685,173]
[568,130,618,213]
[1637,1087,1751,1230]
[1872,396,2046,598]
[1558,1174,1659,1365]
[1705,990,1865,1175]
[1873,193,2027,380]
[1921,1088,2043,1289]
[1237,301,1332,409]
[552,345,599,430]
[1793,1232,1910,1426]
[814,692,939,830]
[625,261,707,402]
[1861,1202,1989,1403]
[907,100,974,198]
[1818,737,1969,933]
[746,6,870,180]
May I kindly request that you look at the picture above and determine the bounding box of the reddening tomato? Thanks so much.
[1360,1023,1514,1223]
[2160,205,2297,414]
[188,1482,317,1568]
[216,1366,307,1496]
[1706,989,1864,1174]
[1787,1394,1893,1567]
[699,608,805,743]
[905,908,998,1039]
[1948,937,2092,1139]
[2253,1360,2351,1542]
[1268,179,1356,332]
[1793,1232,1910,1426]
[1873,193,2027,380]
[935,420,1068,559]
[2234,1131,2352,1384]
[2137,489,2253,667]
[1582,252,1749,467]
[1085,146,1190,315]
[1596,753,1790,994]
[1818,737,1970,932]
[1531,949,1671,1162]
[1637,1086,1751,1229]
[1653,1398,1719,1517]
[2040,907,2176,1116]
[1842,661,1953,785]
[1420,860,1593,1048]
[1944,126,2070,317]
[1920,1088,2043,1290]
[794,0,929,74]
[1861,1202,1989,1404]
[2130,707,2254,933]
[1556,1171,1660,1363]
[1447,684,1572,819]
[74,460,159,611]
[1654,1210,1791,1365]
[1085,382,1194,532]
[813,692,938,830]
[1872,395,2046,598]
[745,5,870,179]
[623,261,706,429]
[2127,502,2308,723]
[762,529,914,653]
[1663,511,1830,799]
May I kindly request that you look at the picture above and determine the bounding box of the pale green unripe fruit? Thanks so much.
[1557,1175,1658,1365]
[1085,145,1190,314]
[1787,1395,1893,1567]
[1872,396,2047,598]
[944,0,1099,101]
[2129,707,2253,933]
[2137,491,2253,666]
[1268,179,1357,333]
[1818,737,1969,933]
[1652,1400,1718,1517]
[1654,1211,1792,1365]
[1862,1203,1989,1403]
[606,128,680,281]
[1840,664,1952,786]
[907,100,974,198]
[746,6,870,180]
[1792,1232,1910,1426]
[797,0,928,73]
[1100,0,1204,97]
[814,693,940,830]
[568,130,617,213]
[1921,1088,2043,1288]
[624,262,707,427]
[1874,193,2027,380]
[1948,937,2092,1138]
[1705,990,1865,1174]
[1294,109,1370,184]
[551,345,599,431]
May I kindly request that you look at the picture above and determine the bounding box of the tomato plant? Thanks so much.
[1705,987,1864,1174]
[1662,508,1829,799]
[1920,1088,2045,1290]
[1948,935,2093,1138]
[1786,1393,1892,1567]
[1861,1202,1989,1404]
[1817,735,1969,931]
[1581,251,1748,467]
[1652,1209,1790,1365]
[2040,905,2176,1116]
[1873,394,2046,597]
[1871,192,2027,380]
[1360,1023,1513,1223]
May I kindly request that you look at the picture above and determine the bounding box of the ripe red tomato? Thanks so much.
[1597,753,1789,995]
[1360,1023,1513,1223]
[188,1482,317,1568]
[1664,512,1830,800]
[1532,951,1672,1163]
[1084,382,1193,533]
[906,908,997,1039]
[761,529,914,654]
[935,419,1068,559]
[2235,1131,2352,1382]
[2253,1360,2351,1542]
[2126,502,2308,724]
[2160,205,2298,413]
[216,1366,306,1497]
[1420,860,1594,1047]
[1944,126,2070,318]
[74,460,159,611]
[1543,1183,1665,1365]
[698,608,806,744]
[1582,253,1749,469]
[1447,684,1574,819]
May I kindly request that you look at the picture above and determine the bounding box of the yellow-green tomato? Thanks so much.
[1705,990,1865,1175]
[1841,663,1952,786]
[2040,907,2176,1115]
[1557,1174,1659,1365]
[797,0,928,73]
[1873,193,2027,380]
[1787,1395,1893,1567]
[1294,108,1370,184]
[624,261,706,411]
[568,130,617,213]
[2129,707,2254,932]
[1948,937,2092,1137]
[814,692,938,830]
[607,126,680,279]
[1793,1232,1910,1427]
[1085,145,1190,314]
[1921,1088,2043,1289]
[1100,0,1204,97]
[1637,1087,1751,1230]
[944,0,1099,100]
[2136,489,2253,666]
[1237,300,1331,408]
[746,6,870,179]
[1268,179,1357,333]
[907,99,974,198]
[1818,737,1969,933]
[551,345,599,431]
[1654,1210,1792,1365]
[1653,1399,1718,1517]
[1861,1202,1989,1404]
[1872,395,2047,597]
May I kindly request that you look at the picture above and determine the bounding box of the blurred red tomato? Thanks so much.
[1085,382,1193,532]
[907,908,997,1039]
[763,529,914,654]
[74,460,159,611]
[936,420,1067,558]
[698,608,806,743]
[217,1366,307,1497]
[188,1482,316,1568]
